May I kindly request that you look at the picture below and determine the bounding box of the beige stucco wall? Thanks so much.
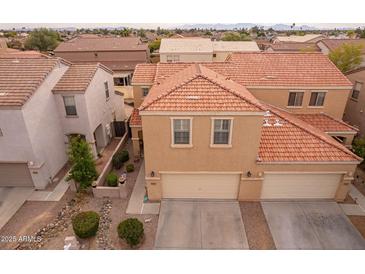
[213,52,233,62]
[141,113,357,202]
[248,88,351,119]
[344,70,365,136]
[160,53,213,63]
[133,85,152,108]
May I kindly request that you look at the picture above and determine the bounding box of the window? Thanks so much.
[167,55,180,63]
[309,92,326,106]
[172,119,191,145]
[287,91,304,106]
[63,96,77,116]
[212,119,232,145]
[142,87,149,97]
[352,81,363,100]
[104,81,109,99]
[113,75,131,86]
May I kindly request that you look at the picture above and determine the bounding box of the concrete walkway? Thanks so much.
[27,179,69,202]
[126,161,160,215]
[340,184,365,216]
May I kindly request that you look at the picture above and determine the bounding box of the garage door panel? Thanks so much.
[261,173,341,199]
[0,163,33,187]
[162,174,240,199]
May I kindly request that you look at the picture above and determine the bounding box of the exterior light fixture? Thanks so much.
[150,171,155,177]
[246,171,252,178]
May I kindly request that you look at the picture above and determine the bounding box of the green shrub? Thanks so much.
[120,150,129,163]
[112,152,123,169]
[106,172,118,187]
[72,211,100,239]
[126,163,134,173]
[117,218,144,248]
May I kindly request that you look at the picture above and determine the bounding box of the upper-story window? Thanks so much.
[287,91,304,107]
[212,118,232,146]
[309,91,326,107]
[167,55,180,63]
[142,87,150,97]
[352,81,363,100]
[63,96,77,116]
[172,118,192,146]
[104,81,110,99]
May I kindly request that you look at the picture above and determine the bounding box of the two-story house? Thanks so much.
[129,52,360,202]
[0,57,125,189]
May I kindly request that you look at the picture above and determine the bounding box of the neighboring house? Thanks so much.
[317,39,365,67]
[273,34,325,43]
[343,67,365,136]
[159,38,260,63]
[54,36,150,100]
[0,57,126,190]
[130,52,360,202]
[266,42,320,52]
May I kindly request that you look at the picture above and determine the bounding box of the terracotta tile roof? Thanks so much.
[258,105,361,162]
[130,108,142,126]
[267,42,320,52]
[132,52,352,87]
[226,52,352,87]
[73,60,140,72]
[0,49,47,58]
[54,37,148,52]
[53,63,112,93]
[139,64,265,112]
[319,39,365,54]
[0,58,64,107]
[295,113,358,133]
[132,63,157,84]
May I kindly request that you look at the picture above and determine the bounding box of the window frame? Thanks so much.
[351,81,363,101]
[170,117,193,148]
[142,87,150,97]
[309,91,327,107]
[63,96,77,117]
[287,91,304,107]
[210,117,233,148]
[104,81,110,100]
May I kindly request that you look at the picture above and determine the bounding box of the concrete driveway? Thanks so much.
[155,200,249,249]
[262,201,365,249]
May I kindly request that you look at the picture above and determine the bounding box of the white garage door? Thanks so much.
[0,163,34,187]
[161,173,240,199]
[261,173,342,199]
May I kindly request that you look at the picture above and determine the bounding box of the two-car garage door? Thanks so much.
[161,173,240,199]
[261,173,342,199]
[0,163,34,187]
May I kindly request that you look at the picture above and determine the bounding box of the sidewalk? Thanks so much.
[126,161,160,215]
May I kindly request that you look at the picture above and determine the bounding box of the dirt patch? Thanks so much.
[240,202,276,250]
[348,216,365,239]
[0,189,76,250]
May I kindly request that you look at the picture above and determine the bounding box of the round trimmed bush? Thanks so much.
[126,163,134,173]
[120,150,129,163]
[106,172,118,187]
[117,218,144,248]
[72,211,100,239]
[112,152,123,169]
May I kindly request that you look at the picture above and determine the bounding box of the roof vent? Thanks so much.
[263,119,271,127]
[0,92,7,96]
[261,75,276,80]
[264,110,271,117]
[273,119,283,126]
[186,95,200,100]
[12,59,20,63]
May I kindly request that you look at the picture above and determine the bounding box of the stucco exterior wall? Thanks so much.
[213,51,233,62]
[160,53,213,63]
[247,88,351,119]
[21,63,69,188]
[344,70,365,136]
[133,85,152,108]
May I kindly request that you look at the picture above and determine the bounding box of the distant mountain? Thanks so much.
[270,24,317,31]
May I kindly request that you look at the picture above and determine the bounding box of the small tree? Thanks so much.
[66,136,98,190]
[24,28,60,52]
[329,43,363,73]
[148,39,161,53]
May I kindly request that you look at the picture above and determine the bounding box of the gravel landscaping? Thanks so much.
[0,140,158,250]
[240,202,276,250]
